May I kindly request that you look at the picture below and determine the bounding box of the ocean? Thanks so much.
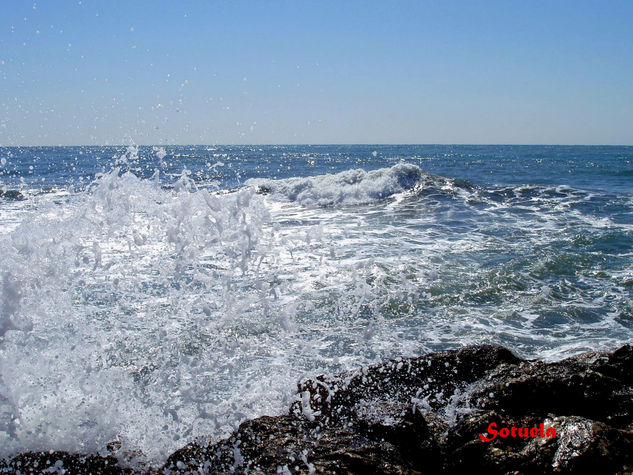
[0,144,632,463]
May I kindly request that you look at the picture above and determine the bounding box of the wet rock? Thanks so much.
[162,415,415,474]
[291,344,520,425]
[0,451,131,474]
[467,358,633,426]
[446,414,633,474]
[445,412,561,474]
[0,190,25,201]
[3,344,633,473]
[586,344,633,386]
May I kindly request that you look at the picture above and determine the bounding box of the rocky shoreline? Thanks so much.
[2,344,632,474]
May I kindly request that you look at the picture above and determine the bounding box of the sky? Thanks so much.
[1,1,632,145]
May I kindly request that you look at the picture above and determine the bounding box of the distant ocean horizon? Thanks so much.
[1,144,632,463]
[6,143,633,147]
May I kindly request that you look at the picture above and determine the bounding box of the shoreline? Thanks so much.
[2,343,632,473]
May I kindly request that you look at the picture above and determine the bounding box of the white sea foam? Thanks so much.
[246,162,428,206]
[0,166,289,462]
[0,161,631,465]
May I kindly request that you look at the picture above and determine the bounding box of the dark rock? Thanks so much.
[0,451,132,474]
[291,344,520,425]
[0,190,25,201]
[586,344,633,386]
[255,184,272,195]
[467,358,633,426]
[159,344,633,473]
[4,344,633,473]
[162,415,417,474]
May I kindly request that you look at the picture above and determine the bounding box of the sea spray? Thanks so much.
[0,161,293,462]
[0,145,631,465]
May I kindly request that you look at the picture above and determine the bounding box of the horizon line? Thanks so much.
[2,143,633,148]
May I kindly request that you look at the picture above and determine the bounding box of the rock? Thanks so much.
[3,344,633,473]
[0,190,25,201]
[0,451,131,474]
[163,415,415,474]
[467,358,633,426]
[291,344,520,425]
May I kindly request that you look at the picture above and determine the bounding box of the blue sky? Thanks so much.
[1,1,632,145]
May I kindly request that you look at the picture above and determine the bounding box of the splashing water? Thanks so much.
[0,145,632,464]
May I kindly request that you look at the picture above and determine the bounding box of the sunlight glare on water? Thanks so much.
[0,145,632,463]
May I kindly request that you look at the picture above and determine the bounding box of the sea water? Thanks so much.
[0,144,632,463]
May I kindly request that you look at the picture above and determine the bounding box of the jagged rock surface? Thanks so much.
[2,344,633,474]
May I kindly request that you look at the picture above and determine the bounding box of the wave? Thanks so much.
[0,166,280,462]
[0,157,630,465]
[246,163,434,206]
[244,163,597,211]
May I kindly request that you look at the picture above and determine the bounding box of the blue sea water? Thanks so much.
[0,144,632,462]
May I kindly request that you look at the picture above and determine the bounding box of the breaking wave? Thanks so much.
[0,147,631,466]
[246,163,432,206]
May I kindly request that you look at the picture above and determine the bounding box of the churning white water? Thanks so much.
[1,146,632,464]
